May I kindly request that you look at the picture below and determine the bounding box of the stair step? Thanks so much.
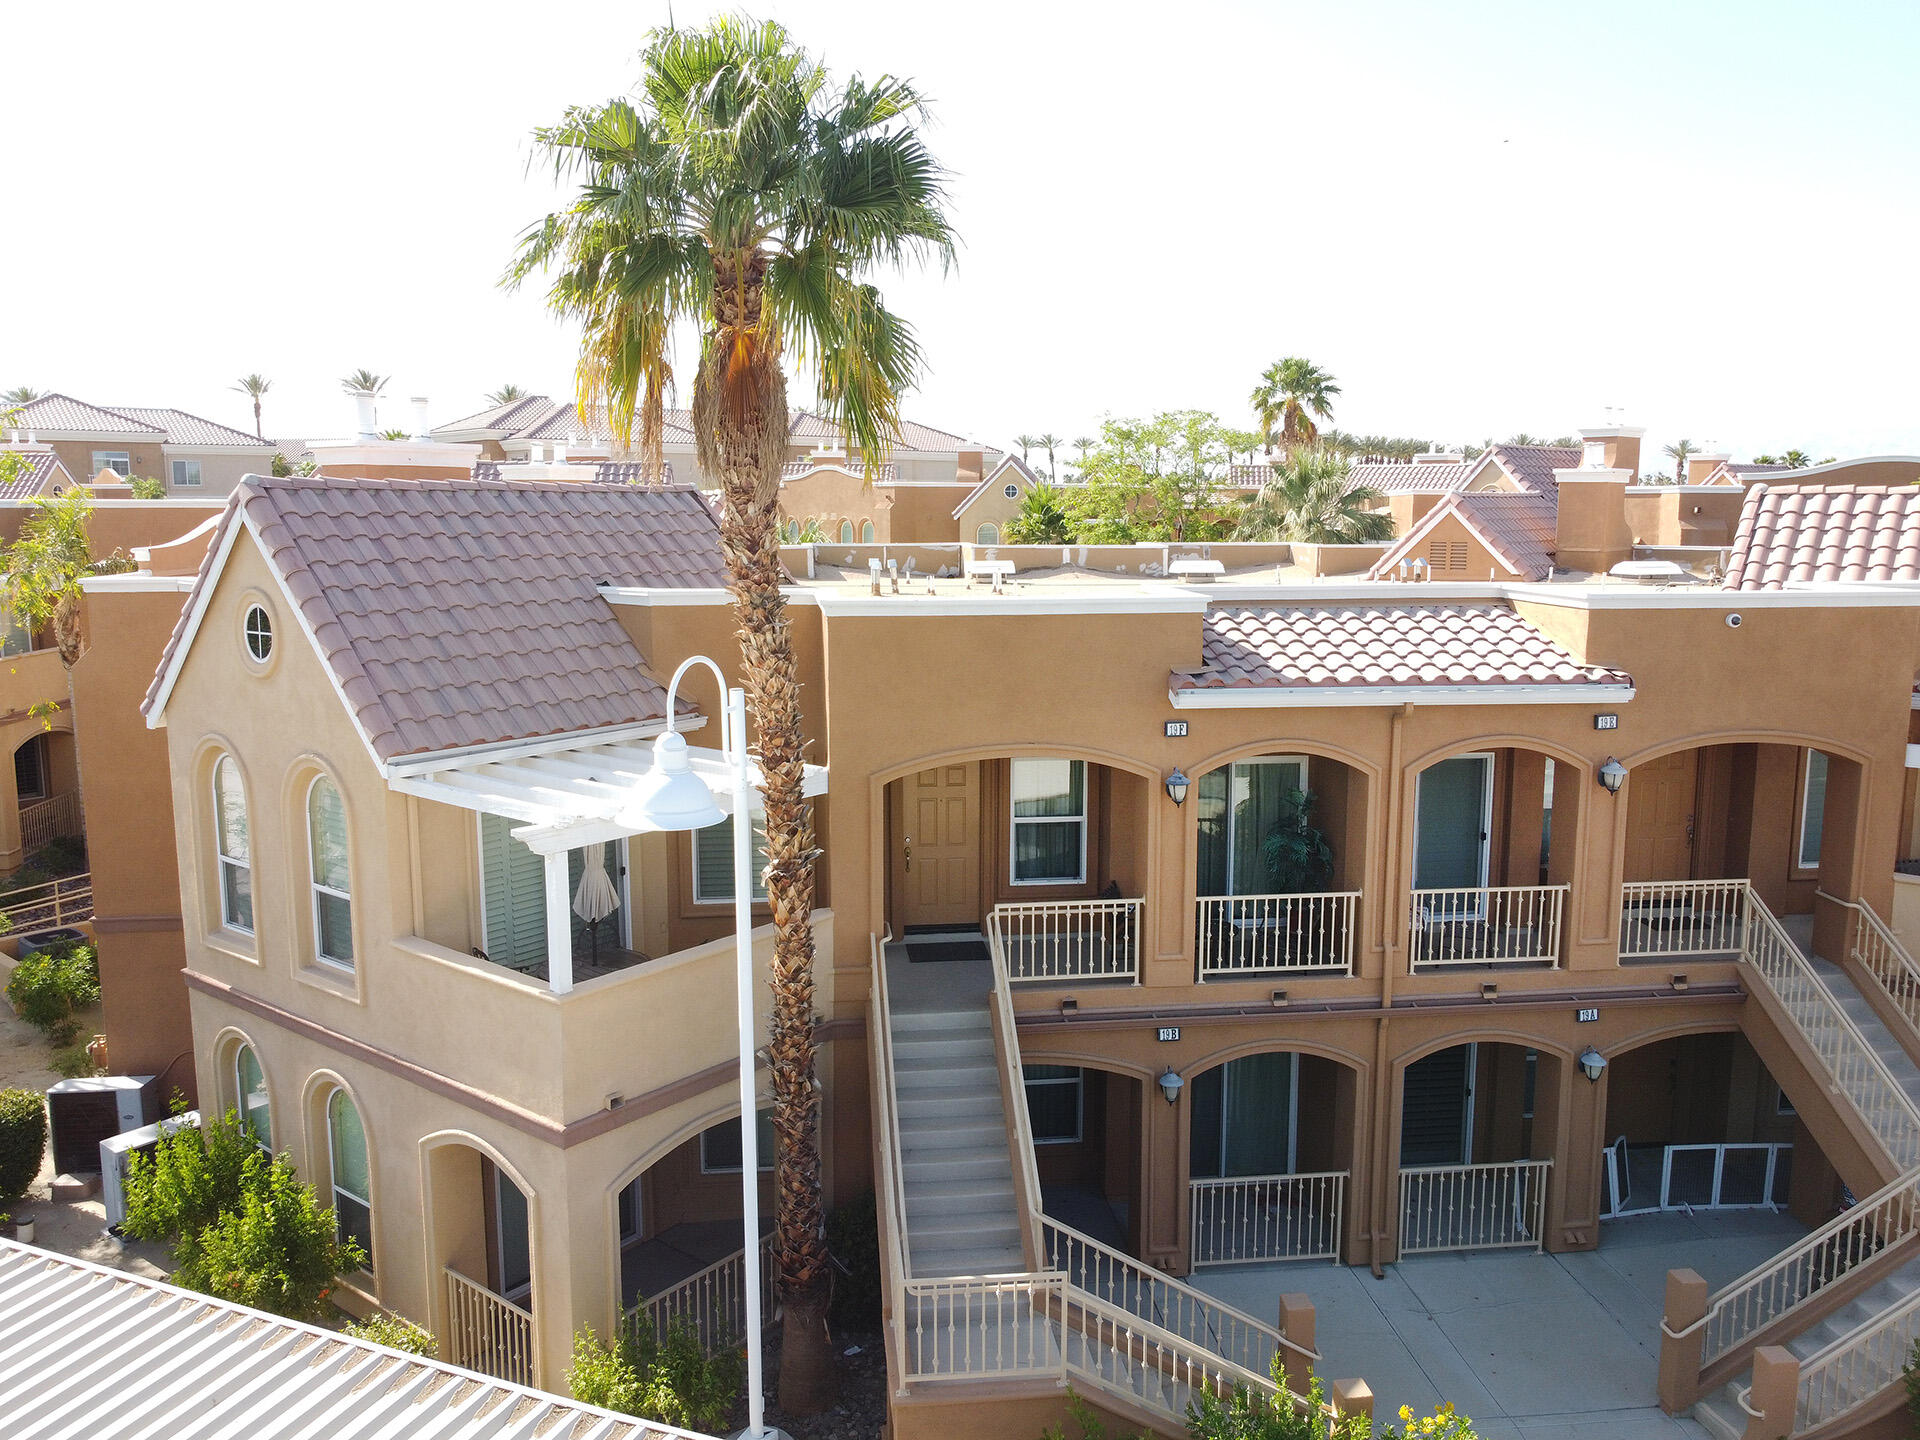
[911,1217,1025,1248]
[892,1036,997,1063]
[910,1242,1028,1277]
[892,1009,993,1034]
[899,1092,1003,1121]
[903,1153,1015,1185]
[1692,1384,1745,1440]
[905,1184,1018,1219]
[893,1053,998,1078]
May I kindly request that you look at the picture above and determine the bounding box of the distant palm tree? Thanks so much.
[1015,433,1040,465]
[1782,450,1812,468]
[1250,358,1340,458]
[379,428,409,441]
[1072,436,1094,470]
[1664,438,1697,484]
[230,374,272,439]
[486,383,527,406]
[2,386,40,406]
[340,369,388,395]
[1036,432,1062,479]
[1235,447,1393,543]
[1505,432,1541,446]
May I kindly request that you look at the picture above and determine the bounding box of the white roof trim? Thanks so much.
[79,573,197,594]
[807,589,1211,617]
[382,716,704,778]
[141,499,246,728]
[0,1238,715,1440]
[952,454,1040,518]
[1170,683,1637,709]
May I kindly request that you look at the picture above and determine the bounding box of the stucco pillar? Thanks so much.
[0,739,22,875]
[1656,1268,1709,1413]
[532,1161,617,1392]
[1537,1050,1598,1252]
[1813,754,1865,961]
[1145,1075,1185,1270]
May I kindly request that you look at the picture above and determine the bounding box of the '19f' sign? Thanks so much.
[1165,720,1189,738]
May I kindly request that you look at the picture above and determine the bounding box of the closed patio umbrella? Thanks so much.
[572,842,621,964]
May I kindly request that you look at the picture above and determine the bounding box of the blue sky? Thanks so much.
[4,0,1916,462]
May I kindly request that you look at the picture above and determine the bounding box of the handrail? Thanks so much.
[869,930,914,1394]
[1741,890,1920,1169]
[989,898,1144,984]
[0,870,93,935]
[628,1230,777,1353]
[1398,1159,1552,1255]
[1408,883,1566,969]
[1822,890,1920,1042]
[1619,878,1750,958]
[1787,1282,1920,1431]
[1190,1170,1348,1265]
[985,919,1047,1237]
[1195,891,1359,979]
[443,1265,536,1388]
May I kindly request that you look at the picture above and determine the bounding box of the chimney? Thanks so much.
[352,390,379,442]
[1555,466,1634,574]
[1579,424,1645,480]
[1689,451,1729,484]
[410,396,431,442]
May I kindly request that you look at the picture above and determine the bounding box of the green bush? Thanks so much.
[50,1039,102,1077]
[344,1312,438,1356]
[0,1088,48,1202]
[28,836,85,876]
[123,1110,271,1259]
[568,1318,745,1434]
[827,1190,880,1331]
[5,940,100,1037]
[128,477,166,499]
[1043,1388,1151,1440]
[1183,1367,1373,1440]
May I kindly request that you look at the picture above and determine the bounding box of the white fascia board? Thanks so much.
[141,504,246,727]
[21,428,165,443]
[160,444,274,456]
[1182,581,1511,604]
[808,589,1210,618]
[1509,583,1920,610]
[80,574,196,594]
[597,585,820,607]
[381,716,701,779]
[1169,683,1637,710]
[1907,743,1920,769]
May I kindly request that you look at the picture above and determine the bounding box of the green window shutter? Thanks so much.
[695,815,769,902]
[480,814,548,969]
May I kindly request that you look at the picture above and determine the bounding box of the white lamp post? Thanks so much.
[620,655,779,1440]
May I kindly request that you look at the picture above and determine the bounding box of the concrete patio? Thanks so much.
[1191,1208,1808,1440]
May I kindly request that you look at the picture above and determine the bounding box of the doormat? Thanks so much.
[909,940,990,964]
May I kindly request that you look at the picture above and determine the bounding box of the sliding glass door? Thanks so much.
[1197,757,1309,896]
[1413,755,1491,915]
[1190,1053,1297,1179]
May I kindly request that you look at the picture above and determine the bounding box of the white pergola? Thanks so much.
[390,735,827,994]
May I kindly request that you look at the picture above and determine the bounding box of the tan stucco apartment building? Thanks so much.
[122,444,1920,1439]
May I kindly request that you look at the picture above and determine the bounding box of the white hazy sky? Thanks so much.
[6,0,1918,463]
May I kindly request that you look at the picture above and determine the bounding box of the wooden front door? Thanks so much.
[890,764,981,930]
[1624,749,1698,881]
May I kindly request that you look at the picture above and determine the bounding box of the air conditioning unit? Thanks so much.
[100,1111,200,1229]
[46,1075,163,1176]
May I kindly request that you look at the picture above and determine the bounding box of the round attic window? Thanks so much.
[1003,483,1019,499]
[244,604,273,662]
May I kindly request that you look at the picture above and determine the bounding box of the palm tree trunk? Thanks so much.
[253,398,263,440]
[695,254,836,1415]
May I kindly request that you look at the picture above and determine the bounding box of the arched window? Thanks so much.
[233,1043,270,1148]
[326,1088,373,1271]
[838,519,854,543]
[977,523,1000,546]
[307,776,353,968]
[213,755,253,932]
[860,520,875,543]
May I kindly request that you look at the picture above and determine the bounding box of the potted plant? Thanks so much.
[1258,788,1337,963]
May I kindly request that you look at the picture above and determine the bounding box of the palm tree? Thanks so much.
[1250,358,1341,458]
[1783,449,1813,468]
[1015,433,1040,465]
[2,386,40,406]
[1664,438,1697,485]
[509,18,952,1410]
[339,369,388,395]
[1234,447,1393,544]
[1071,435,1094,477]
[1037,432,1062,479]
[486,383,527,406]
[1005,481,1073,543]
[230,374,272,439]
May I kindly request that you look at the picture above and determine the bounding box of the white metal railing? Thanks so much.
[1827,892,1920,1041]
[1619,878,1749,958]
[1787,1284,1920,1432]
[901,1273,1064,1381]
[869,932,914,1390]
[989,898,1143,984]
[1741,891,1920,1169]
[0,871,92,936]
[1398,1159,1551,1255]
[19,791,82,851]
[443,1266,535,1388]
[626,1231,777,1355]
[1196,893,1359,979]
[1190,1172,1347,1266]
[1061,1287,1269,1415]
[1606,1140,1792,1217]
[1407,885,1565,969]
[1681,1164,1920,1366]
[987,926,1046,1239]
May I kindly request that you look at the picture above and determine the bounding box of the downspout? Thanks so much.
[1369,702,1413,1277]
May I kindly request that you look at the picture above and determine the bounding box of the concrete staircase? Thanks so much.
[890,1005,1027,1277]
[1808,955,1920,1114]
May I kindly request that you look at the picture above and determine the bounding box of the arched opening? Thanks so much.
[10,729,80,872]
[1408,746,1580,970]
[976,522,999,546]
[426,1139,534,1311]
[1027,1063,1146,1256]
[1397,1040,1562,1255]
[1185,1049,1360,1265]
[1192,751,1370,977]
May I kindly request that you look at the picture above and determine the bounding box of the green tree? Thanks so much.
[339,369,388,395]
[128,477,166,499]
[1250,358,1341,458]
[569,1319,746,1433]
[1065,411,1235,543]
[1663,438,1696,484]
[508,17,953,1408]
[1015,433,1040,465]
[1782,449,1813,468]
[230,374,272,439]
[486,383,527,405]
[1036,431,1063,479]
[1234,447,1393,544]
[1006,480,1073,543]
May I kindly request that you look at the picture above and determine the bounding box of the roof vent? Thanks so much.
[1609,559,1687,585]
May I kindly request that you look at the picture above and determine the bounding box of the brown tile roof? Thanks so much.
[435,394,558,435]
[6,393,163,435]
[1178,604,1631,695]
[788,409,981,454]
[144,477,728,762]
[1481,444,1580,496]
[511,402,618,447]
[1368,491,1559,581]
[0,449,71,499]
[780,457,897,484]
[1723,483,1920,590]
[1348,459,1474,496]
[471,460,671,485]
[1225,464,1272,490]
[110,407,272,448]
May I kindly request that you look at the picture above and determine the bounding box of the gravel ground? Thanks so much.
[732,1329,889,1440]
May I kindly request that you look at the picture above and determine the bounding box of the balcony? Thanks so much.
[1407,884,1566,970]
[991,898,1143,984]
[1195,891,1359,980]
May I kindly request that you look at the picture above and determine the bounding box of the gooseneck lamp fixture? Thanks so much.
[1598,758,1628,795]
[1165,769,1190,806]
[1158,1069,1185,1106]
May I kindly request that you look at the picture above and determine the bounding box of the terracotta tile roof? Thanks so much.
[1368,491,1558,581]
[1225,464,1272,490]
[780,457,897,483]
[953,455,1042,517]
[512,402,618,446]
[1482,444,1580,496]
[0,449,71,499]
[1348,459,1474,496]
[110,406,272,448]
[788,409,980,454]
[1178,604,1631,695]
[144,477,728,762]
[435,393,558,434]
[471,460,670,485]
[6,393,162,435]
[1723,483,1920,590]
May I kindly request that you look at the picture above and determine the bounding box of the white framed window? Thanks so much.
[1798,749,1829,870]
[700,1109,775,1173]
[243,604,273,662]
[307,775,353,968]
[692,812,770,905]
[838,519,854,543]
[860,520,875,542]
[1024,1065,1083,1144]
[1010,758,1087,885]
[233,1043,270,1149]
[1003,483,1019,499]
[91,450,130,477]
[326,1088,373,1271]
[213,755,253,932]
[170,459,203,487]
[977,523,999,545]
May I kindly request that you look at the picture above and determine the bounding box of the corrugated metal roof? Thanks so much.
[0,1238,713,1440]
[1724,483,1920,590]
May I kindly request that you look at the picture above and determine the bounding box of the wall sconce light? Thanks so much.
[1165,769,1190,806]
[1158,1069,1185,1106]
[1579,1047,1608,1083]
[1598,758,1627,795]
